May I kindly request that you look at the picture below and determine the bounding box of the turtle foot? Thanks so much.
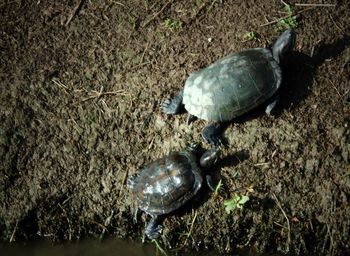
[145,215,163,240]
[145,224,163,240]
[161,89,184,115]
[202,123,223,146]
[161,98,181,115]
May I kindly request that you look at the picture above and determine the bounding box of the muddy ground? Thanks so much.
[0,0,349,255]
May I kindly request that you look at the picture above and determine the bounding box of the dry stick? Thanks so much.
[82,89,127,102]
[206,0,218,14]
[112,1,125,7]
[254,162,270,166]
[280,0,289,7]
[9,221,18,242]
[119,169,129,196]
[295,3,336,7]
[52,79,71,95]
[260,7,314,27]
[58,203,73,241]
[328,14,345,35]
[191,0,208,19]
[272,193,291,250]
[89,219,107,230]
[183,210,198,246]
[142,0,172,28]
[326,223,335,256]
[100,209,114,239]
[140,41,150,64]
[327,78,342,97]
[65,0,85,26]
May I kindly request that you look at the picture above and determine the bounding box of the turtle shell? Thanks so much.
[182,48,282,121]
[131,150,203,215]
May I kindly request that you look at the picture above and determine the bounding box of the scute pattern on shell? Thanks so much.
[131,151,203,215]
[182,48,282,121]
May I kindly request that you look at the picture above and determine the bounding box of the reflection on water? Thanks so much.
[0,238,222,256]
[1,238,156,256]
[0,237,281,256]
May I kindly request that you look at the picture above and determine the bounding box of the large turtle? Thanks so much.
[127,144,219,239]
[162,29,296,145]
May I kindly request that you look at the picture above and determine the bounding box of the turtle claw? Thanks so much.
[161,98,182,115]
[161,89,184,115]
[202,134,222,146]
[145,224,163,240]
[202,123,224,146]
[161,99,174,114]
[145,216,163,240]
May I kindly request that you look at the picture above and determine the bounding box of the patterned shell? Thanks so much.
[182,48,282,121]
[131,151,203,215]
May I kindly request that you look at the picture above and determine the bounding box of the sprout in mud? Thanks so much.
[224,194,249,214]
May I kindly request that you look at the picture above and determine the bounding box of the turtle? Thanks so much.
[127,144,220,239]
[161,29,296,145]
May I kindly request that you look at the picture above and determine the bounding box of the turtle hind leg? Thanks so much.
[206,174,217,191]
[202,122,226,146]
[145,215,163,240]
[161,89,184,115]
[265,93,280,116]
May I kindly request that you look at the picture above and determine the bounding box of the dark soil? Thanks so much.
[1,0,349,255]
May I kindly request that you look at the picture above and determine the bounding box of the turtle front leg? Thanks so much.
[265,93,280,115]
[145,215,163,240]
[161,89,184,115]
[202,122,225,146]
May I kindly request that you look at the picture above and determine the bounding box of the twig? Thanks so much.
[89,219,107,230]
[326,223,335,256]
[148,135,156,149]
[81,87,127,102]
[152,239,168,256]
[206,0,218,14]
[328,14,345,35]
[129,61,151,71]
[9,221,18,242]
[52,79,70,95]
[260,7,314,27]
[272,193,291,251]
[271,149,278,158]
[295,3,336,7]
[112,1,125,7]
[140,41,150,64]
[58,203,72,241]
[191,0,208,19]
[183,210,198,246]
[119,169,129,196]
[99,209,114,240]
[65,0,86,26]
[141,0,172,28]
[280,0,289,7]
[254,162,270,166]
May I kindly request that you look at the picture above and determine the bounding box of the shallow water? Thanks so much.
[0,238,227,256]
[1,239,154,256]
[0,237,282,256]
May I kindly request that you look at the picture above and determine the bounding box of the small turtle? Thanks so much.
[127,144,219,239]
[162,29,296,145]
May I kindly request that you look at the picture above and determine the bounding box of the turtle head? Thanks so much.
[272,29,296,63]
[199,147,220,169]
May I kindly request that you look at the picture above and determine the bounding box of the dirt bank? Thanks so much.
[1,0,349,255]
